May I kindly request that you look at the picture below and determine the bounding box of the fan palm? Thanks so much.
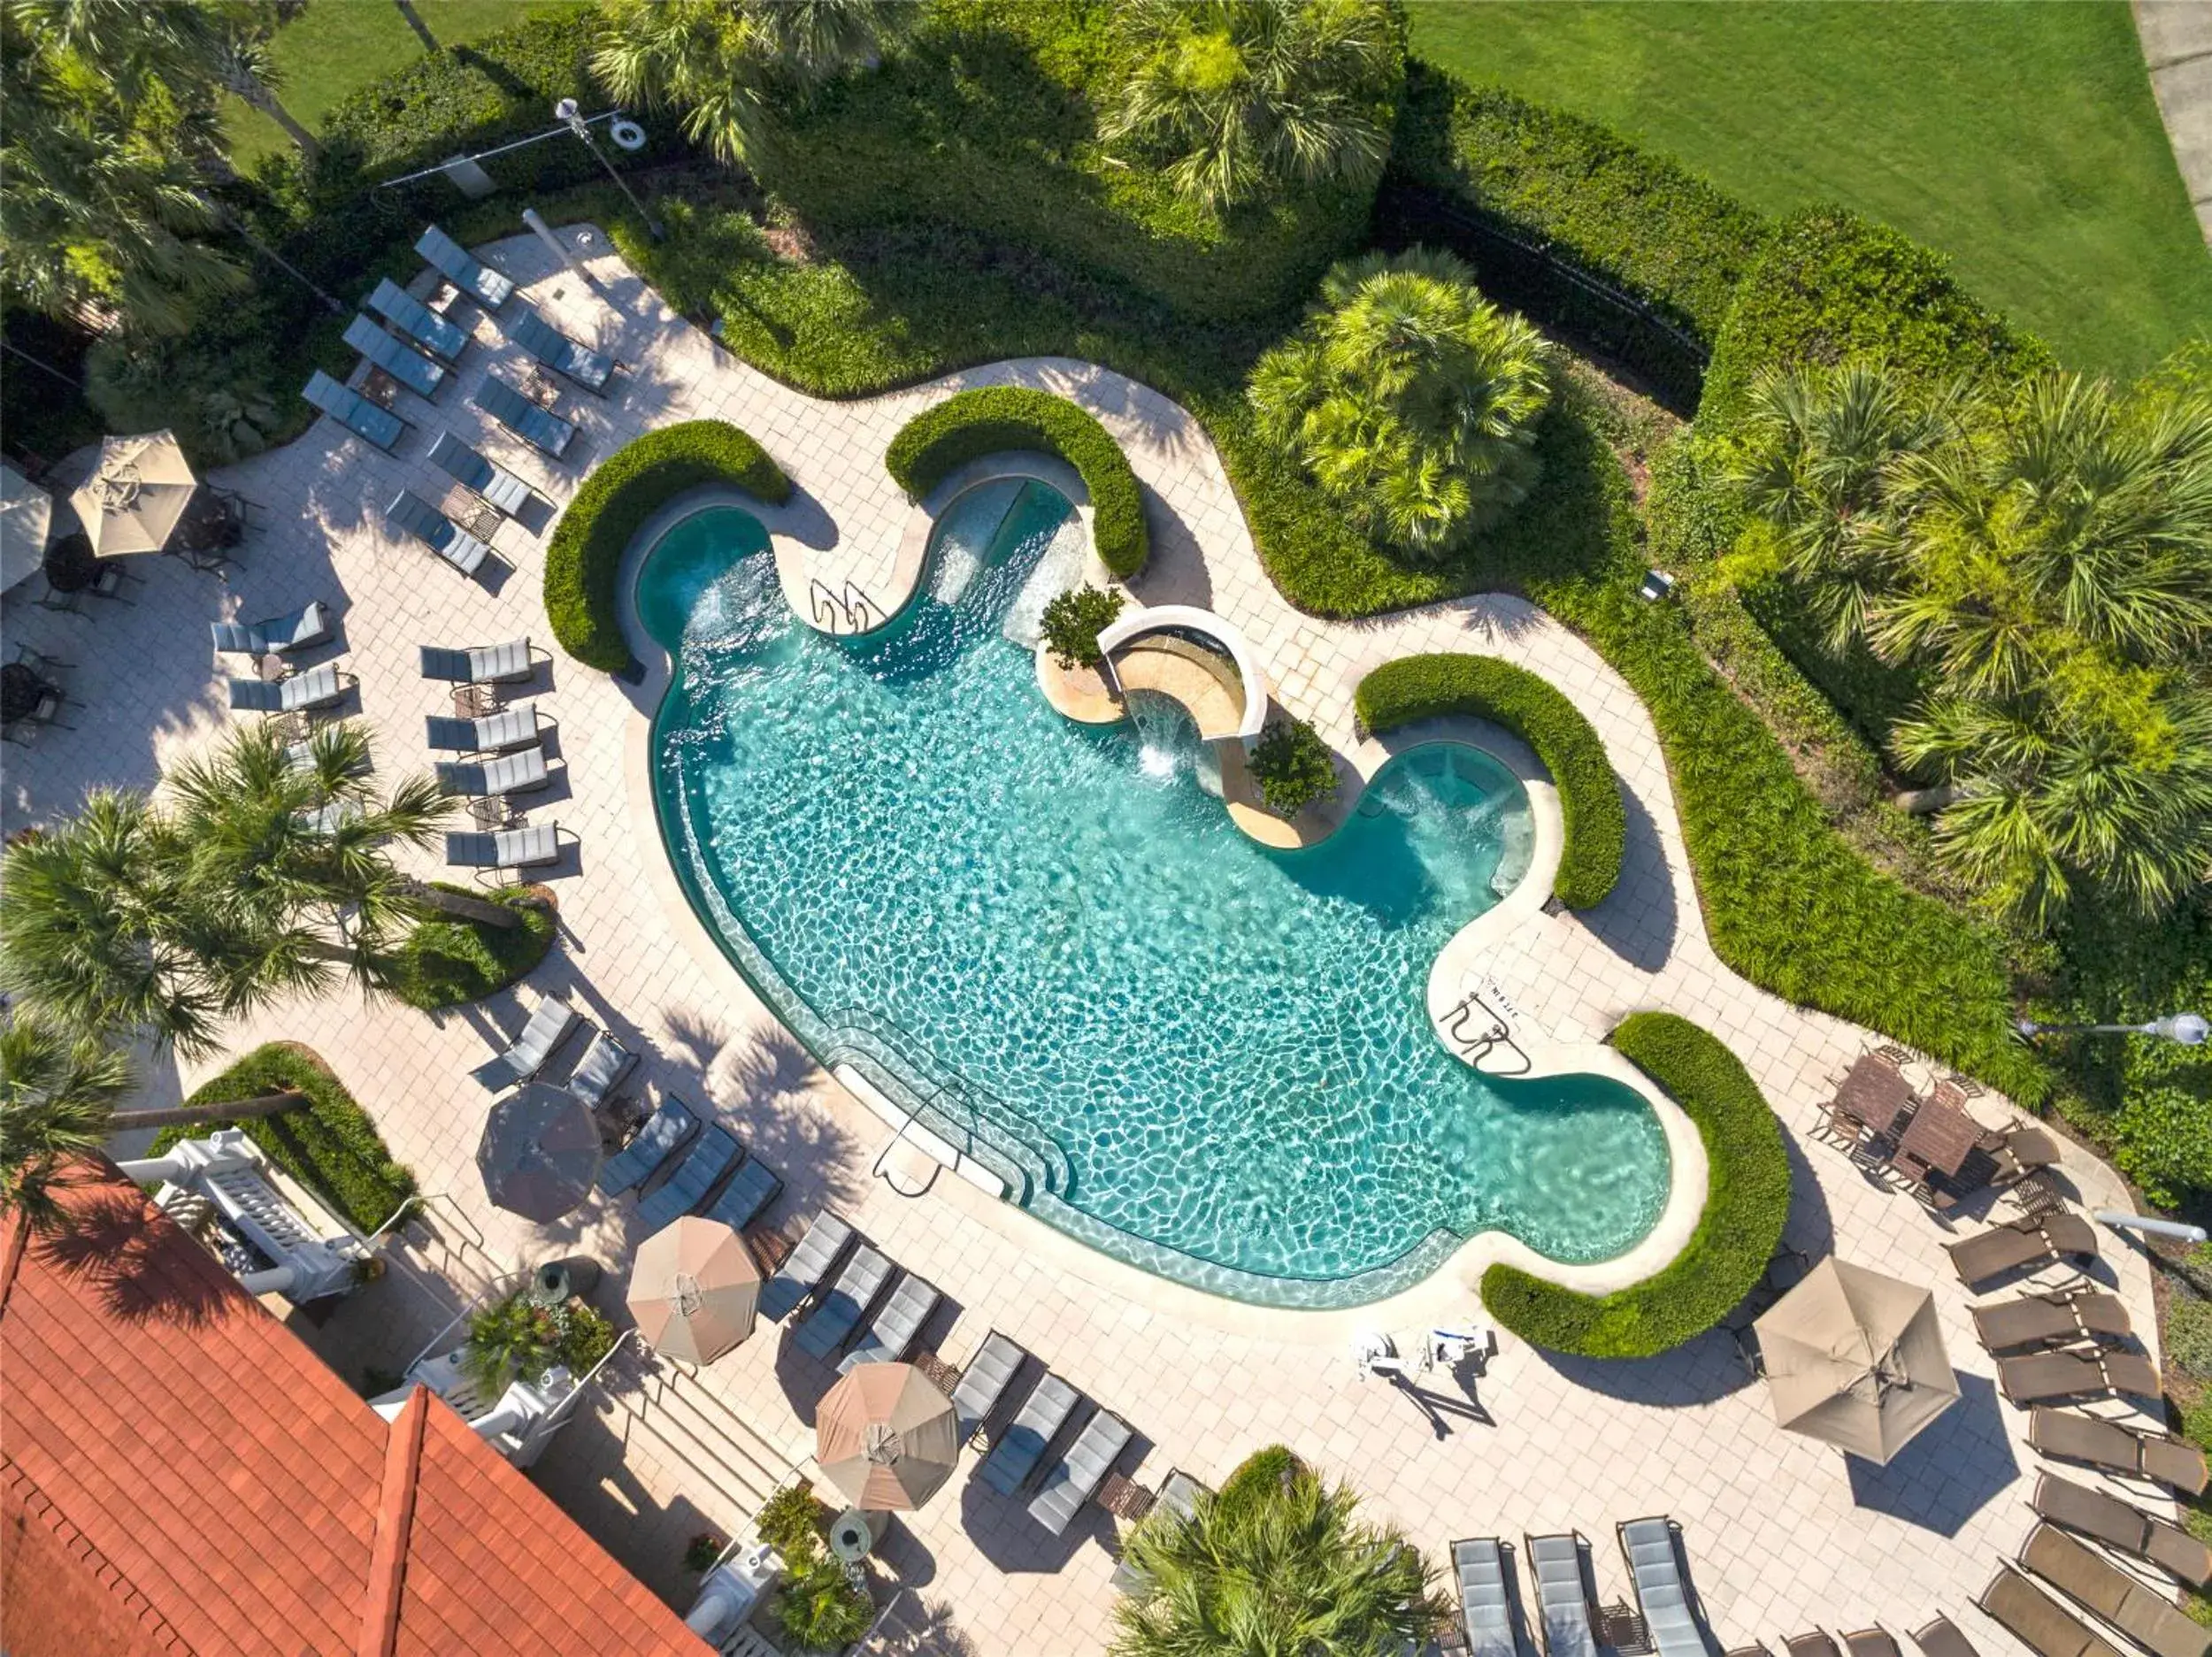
[1104,0,1402,210]
[0,1016,134,1231]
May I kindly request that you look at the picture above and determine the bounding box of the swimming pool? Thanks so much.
[641,483,1671,1305]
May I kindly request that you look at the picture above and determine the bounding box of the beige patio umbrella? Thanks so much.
[815,1362,960,1511]
[627,1216,761,1365]
[1755,1257,1960,1464]
[68,431,199,557]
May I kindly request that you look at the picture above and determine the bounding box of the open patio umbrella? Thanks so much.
[1,463,51,594]
[628,1216,761,1365]
[816,1362,960,1512]
[68,431,198,557]
[1755,1257,1960,1464]
[475,1081,602,1223]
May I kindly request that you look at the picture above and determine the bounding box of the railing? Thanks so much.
[841,581,882,631]
[808,578,852,633]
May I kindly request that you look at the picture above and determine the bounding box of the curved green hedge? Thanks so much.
[1480,1011,1793,1358]
[884,387,1148,579]
[1356,653,1625,909]
[544,420,790,671]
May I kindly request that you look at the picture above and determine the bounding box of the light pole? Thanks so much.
[556,97,662,241]
[2014,1011,2208,1045]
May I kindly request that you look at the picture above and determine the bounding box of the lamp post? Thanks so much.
[556,97,662,241]
[2014,1012,2208,1045]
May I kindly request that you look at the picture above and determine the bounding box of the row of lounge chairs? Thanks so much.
[228,658,348,716]
[1457,1523,1703,1657]
[414,645,565,873]
[597,1094,783,1236]
[1947,1213,2101,1291]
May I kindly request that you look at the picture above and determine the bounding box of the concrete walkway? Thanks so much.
[2139,0,2212,243]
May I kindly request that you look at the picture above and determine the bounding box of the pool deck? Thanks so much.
[1,226,2176,1657]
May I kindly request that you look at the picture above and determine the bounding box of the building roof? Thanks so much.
[0,1164,709,1657]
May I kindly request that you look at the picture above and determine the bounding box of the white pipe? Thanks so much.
[114,1150,192,1184]
[2093,1211,2209,1244]
[236,1263,297,1296]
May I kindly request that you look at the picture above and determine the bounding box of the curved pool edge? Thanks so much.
[612,494,1709,1336]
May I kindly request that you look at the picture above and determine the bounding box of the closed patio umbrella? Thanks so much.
[1755,1257,1960,1464]
[816,1362,960,1512]
[627,1216,761,1365]
[475,1081,601,1222]
[68,431,198,557]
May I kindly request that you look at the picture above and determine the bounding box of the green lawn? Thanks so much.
[1408,1,2211,375]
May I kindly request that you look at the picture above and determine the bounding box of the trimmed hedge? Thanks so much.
[545,420,791,671]
[1480,1011,1792,1358]
[388,887,557,1010]
[1356,653,1624,909]
[885,387,1148,579]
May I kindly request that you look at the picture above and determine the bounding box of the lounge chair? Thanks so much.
[1999,1347,2162,1406]
[303,369,405,451]
[1988,1124,2063,1185]
[211,601,330,657]
[1842,1632,1901,1657]
[365,277,469,361]
[2020,1523,2210,1657]
[1526,1534,1598,1657]
[1909,1617,1980,1657]
[421,638,534,686]
[979,1371,1080,1497]
[2030,1408,2208,1496]
[473,378,575,457]
[2032,1473,2212,1587]
[757,1211,856,1322]
[426,431,534,517]
[1972,1291,2131,1352]
[228,660,345,715]
[1029,1407,1132,1535]
[385,489,490,576]
[415,224,514,308]
[505,306,613,392]
[444,822,558,874]
[596,1095,698,1197]
[1785,1638,1840,1657]
[1452,1538,1517,1657]
[469,996,579,1092]
[634,1123,741,1232]
[1947,1213,2100,1289]
[1617,1518,1706,1657]
[700,1149,781,1232]
[568,1028,638,1113]
[1978,1563,2124,1657]
[434,748,549,798]
[342,314,445,399]
[838,1270,941,1373]
[795,1243,893,1362]
[425,704,541,753]
[950,1331,1029,1445]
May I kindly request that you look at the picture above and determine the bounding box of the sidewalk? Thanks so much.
[2138,0,2212,243]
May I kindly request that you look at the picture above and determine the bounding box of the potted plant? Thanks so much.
[459,1292,616,1392]
[1248,715,1339,816]
[753,1482,874,1653]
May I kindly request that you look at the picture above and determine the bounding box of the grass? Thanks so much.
[385,886,557,1010]
[1408,2,2212,375]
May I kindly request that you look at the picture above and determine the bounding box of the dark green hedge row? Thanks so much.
[1355,653,1624,909]
[545,420,791,671]
[388,887,557,1010]
[885,386,1148,578]
[1480,1011,1791,1357]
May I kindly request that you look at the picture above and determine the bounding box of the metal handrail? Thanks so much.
[841,581,880,630]
[541,1326,642,1430]
[402,1268,532,1375]
[808,578,852,632]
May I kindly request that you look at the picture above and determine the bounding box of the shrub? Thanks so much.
[885,387,1148,578]
[1216,1444,1299,1518]
[545,420,791,671]
[460,1293,617,1392]
[1480,1011,1792,1357]
[682,1533,726,1574]
[2111,1080,2212,1211]
[1355,653,1624,909]
[772,1555,873,1651]
[1041,583,1126,670]
[756,1482,833,1559]
[2168,1293,2212,1381]
[386,886,556,1009]
[1248,716,1339,815]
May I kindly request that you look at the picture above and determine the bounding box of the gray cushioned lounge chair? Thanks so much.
[416,224,514,308]
[1909,1615,1981,1657]
[434,748,549,798]
[635,1123,741,1232]
[1526,1533,1598,1657]
[1028,1408,1131,1535]
[568,1028,638,1113]
[758,1212,855,1323]
[839,1270,941,1374]
[343,314,445,399]
[211,601,330,657]
[795,1243,893,1362]
[1978,1563,2124,1657]
[1947,1213,2099,1289]
[700,1150,781,1233]
[2032,1472,2212,1587]
[2021,1523,2209,1657]
[979,1371,1080,1497]
[303,370,405,451]
[1972,1291,2131,1353]
[444,822,558,873]
[596,1095,697,1198]
[473,378,575,457]
[2030,1408,2208,1496]
[426,432,533,517]
[469,996,579,1092]
[229,660,344,715]
[1786,1637,1840,1657]
[366,277,468,361]
[421,638,533,685]
[2000,1348,2162,1407]
[1618,1518,1706,1657]
[505,306,613,392]
[1453,1538,1517,1657]
[950,1331,1029,1445]
[1842,1631,1901,1657]
[385,489,490,576]
[425,704,541,753]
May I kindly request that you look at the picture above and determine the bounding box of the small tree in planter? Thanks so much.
[1248,716,1339,815]
[1040,584,1126,671]
[754,1480,874,1653]
[459,1293,616,1393]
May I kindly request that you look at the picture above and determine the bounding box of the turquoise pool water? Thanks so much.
[641,486,1671,1302]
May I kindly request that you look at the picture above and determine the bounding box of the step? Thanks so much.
[594,1359,803,1525]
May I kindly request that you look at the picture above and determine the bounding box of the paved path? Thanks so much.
[2139,0,2212,243]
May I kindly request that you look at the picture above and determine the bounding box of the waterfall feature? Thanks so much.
[1125,689,1222,798]
[1000,508,1090,648]
[930,478,1023,608]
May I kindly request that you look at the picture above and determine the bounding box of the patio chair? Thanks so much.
[635,1123,741,1232]
[2020,1523,2209,1657]
[1999,1348,2162,1407]
[365,277,469,362]
[568,1028,638,1114]
[303,369,406,452]
[415,224,514,309]
[504,306,614,392]
[1978,1564,2124,1657]
[1452,1538,1517,1657]
[1971,1290,2131,1352]
[426,431,534,518]
[342,314,446,400]
[443,822,558,875]
[979,1370,1081,1497]
[469,995,580,1092]
[757,1211,856,1322]
[425,704,541,753]
[1985,1124,2063,1187]
[473,377,575,458]
[421,638,534,686]
[950,1331,1030,1445]
[228,660,345,716]
[434,748,549,798]
[2029,1408,2208,1496]
[1028,1407,1132,1535]
[1842,1632,1901,1657]
[596,1094,698,1198]
[1946,1213,2099,1289]
[795,1242,893,1362]
[1617,1518,1706,1657]
[699,1147,782,1232]
[1909,1617,1980,1657]
[838,1270,941,1373]
[2032,1473,2212,1587]
[385,489,490,577]
[1525,1534,1599,1657]
[211,601,330,658]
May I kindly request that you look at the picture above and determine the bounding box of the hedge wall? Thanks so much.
[1355,653,1625,909]
[885,387,1148,579]
[1480,1011,1792,1358]
[545,420,791,671]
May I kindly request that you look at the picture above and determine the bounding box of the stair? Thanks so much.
[592,1352,804,1535]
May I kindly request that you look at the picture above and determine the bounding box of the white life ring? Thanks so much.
[609,117,648,152]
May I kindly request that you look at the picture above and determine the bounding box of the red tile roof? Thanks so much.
[0,1163,710,1657]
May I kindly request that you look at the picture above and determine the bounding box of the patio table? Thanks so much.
[440,486,503,543]
[1894,1094,1981,1179]
[361,366,401,410]
[519,364,565,409]
[452,683,499,718]
[255,653,290,683]
[910,1350,961,1394]
[1832,1053,1914,1134]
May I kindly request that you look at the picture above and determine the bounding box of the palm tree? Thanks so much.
[1102,0,1402,211]
[1111,1446,1448,1657]
[0,1016,133,1231]
[1249,247,1552,558]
